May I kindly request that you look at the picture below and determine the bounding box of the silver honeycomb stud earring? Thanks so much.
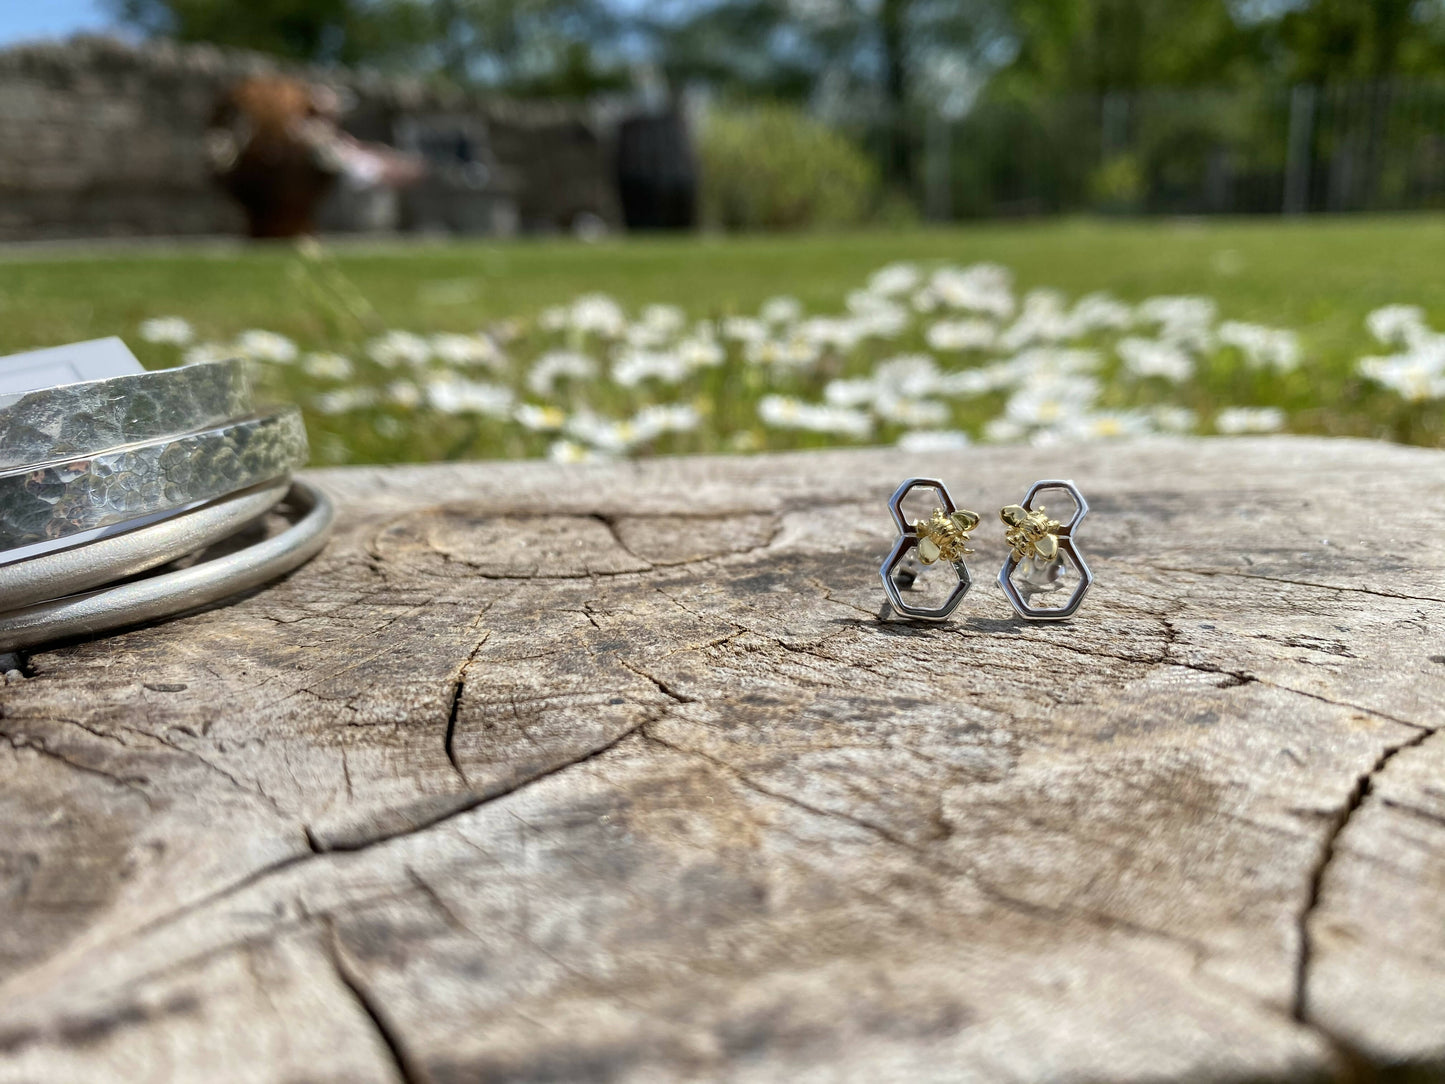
[998,479,1093,621]
[879,477,980,622]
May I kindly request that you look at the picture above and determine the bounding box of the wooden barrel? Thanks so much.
[616,108,697,231]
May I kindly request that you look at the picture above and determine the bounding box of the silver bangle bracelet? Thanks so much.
[0,480,289,611]
[0,479,335,652]
[0,407,309,556]
[0,357,256,470]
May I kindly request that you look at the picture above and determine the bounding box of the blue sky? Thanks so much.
[0,0,119,47]
[0,1,666,49]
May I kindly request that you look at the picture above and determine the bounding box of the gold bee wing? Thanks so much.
[950,509,980,532]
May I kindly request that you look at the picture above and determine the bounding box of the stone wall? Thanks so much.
[0,36,621,241]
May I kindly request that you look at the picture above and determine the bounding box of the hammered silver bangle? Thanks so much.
[0,480,289,611]
[0,479,334,652]
[0,407,309,556]
[0,357,256,470]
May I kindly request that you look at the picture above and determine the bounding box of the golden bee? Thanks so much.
[913,506,979,564]
[1000,504,1062,561]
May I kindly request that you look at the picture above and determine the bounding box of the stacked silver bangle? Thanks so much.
[0,355,334,651]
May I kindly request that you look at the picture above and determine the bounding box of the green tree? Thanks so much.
[111,0,624,93]
[999,0,1262,96]
[110,0,433,66]
[1267,0,1445,83]
[643,0,1009,186]
[419,0,622,92]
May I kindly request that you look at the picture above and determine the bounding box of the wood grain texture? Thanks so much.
[0,436,1441,1083]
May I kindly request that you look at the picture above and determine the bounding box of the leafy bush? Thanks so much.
[698,104,879,231]
[1089,153,1145,212]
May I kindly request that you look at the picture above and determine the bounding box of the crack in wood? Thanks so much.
[1292,725,1437,1016]
[443,626,491,787]
[1143,564,1445,606]
[615,657,698,704]
[323,918,424,1084]
[0,728,154,807]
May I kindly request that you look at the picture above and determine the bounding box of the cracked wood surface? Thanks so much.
[0,436,1442,1083]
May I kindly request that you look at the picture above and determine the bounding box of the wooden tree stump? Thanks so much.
[0,436,1442,1083]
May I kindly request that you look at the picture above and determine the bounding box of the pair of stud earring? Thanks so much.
[879,477,1093,622]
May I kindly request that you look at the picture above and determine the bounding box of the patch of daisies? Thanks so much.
[1355,305,1445,402]
[136,259,1427,464]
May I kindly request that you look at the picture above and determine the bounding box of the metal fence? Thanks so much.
[894,80,1445,219]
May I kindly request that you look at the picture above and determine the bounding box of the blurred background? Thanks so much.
[2,1,1443,464]
[5,0,1445,239]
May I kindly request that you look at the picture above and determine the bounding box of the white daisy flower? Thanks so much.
[1002,375,1101,427]
[757,395,872,437]
[744,336,823,369]
[640,303,686,336]
[897,429,972,452]
[1214,406,1286,434]
[302,352,354,381]
[632,403,701,439]
[430,332,504,370]
[1217,321,1301,372]
[233,329,298,363]
[934,368,1002,397]
[676,335,726,369]
[312,387,378,414]
[424,376,513,417]
[847,296,911,339]
[564,411,643,454]
[796,316,865,351]
[570,294,627,338]
[368,330,431,368]
[874,395,951,428]
[386,380,422,409]
[873,354,943,398]
[1069,293,1134,333]
[527,351,597,396]
[139,316,195,346]
[612,348,690,387]
[998,289,1073,352]
[910,287,942,313]
[926,318,996,352]
[723,316,769,344]
[1151,405,1199,433]
[548,439,605,463]
[1062,410,1156,441]
[1118,337,1195,382]
[514,403,568,432]
[760,296,803,324]
[1138,296,1217,352]
[1357,354,1445,401]
[982,416,1028,443]
[824,378,878,408]
[1001,347,1103,386]
[929,264,1015,320]
[867,262,922,297]
[1365,304,1428,348]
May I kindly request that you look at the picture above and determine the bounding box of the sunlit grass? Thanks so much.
[0,215,1441,464]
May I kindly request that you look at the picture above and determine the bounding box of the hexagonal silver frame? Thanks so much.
[880,477,972,622]
[997,479,1093,622]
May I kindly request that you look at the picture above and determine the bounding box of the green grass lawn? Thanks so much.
[1,215,1441,464]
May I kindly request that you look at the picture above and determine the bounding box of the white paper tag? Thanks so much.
[0,337,144,401]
